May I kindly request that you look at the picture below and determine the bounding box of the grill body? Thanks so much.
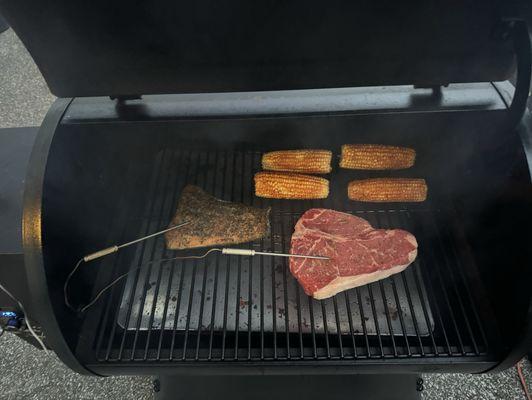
[15,84,532,375]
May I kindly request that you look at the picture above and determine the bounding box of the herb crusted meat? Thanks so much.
[165,185,270,250]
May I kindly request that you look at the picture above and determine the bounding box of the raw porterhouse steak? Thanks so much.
[290,209,418,299]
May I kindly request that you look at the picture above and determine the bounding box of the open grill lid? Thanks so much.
[0,0,529,98]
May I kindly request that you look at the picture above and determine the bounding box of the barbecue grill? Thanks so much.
[1,1,532,398]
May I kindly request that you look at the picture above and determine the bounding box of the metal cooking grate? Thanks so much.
[89,148,491,362]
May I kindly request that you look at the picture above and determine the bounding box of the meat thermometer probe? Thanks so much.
[218,248,329,260]
[82,221,192,261]
[66,223,328,313]
[81,222,328,262]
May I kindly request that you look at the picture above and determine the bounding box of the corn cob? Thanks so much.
[340,144,416,170]
[262,149,332,174]
[348,178,427,202]
[254,172,329,199]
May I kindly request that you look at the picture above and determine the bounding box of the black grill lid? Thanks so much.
[0,0,528,97]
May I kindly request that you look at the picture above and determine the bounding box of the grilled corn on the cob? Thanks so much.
[262,149,332,174]
[340,144,416,170]
[348,178,427,202]
[255,172,329,199]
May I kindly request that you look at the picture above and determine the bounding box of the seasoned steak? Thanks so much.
[290,209,417,299]
[165,185,270,250]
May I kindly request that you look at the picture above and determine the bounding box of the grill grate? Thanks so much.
[88,148,492,363]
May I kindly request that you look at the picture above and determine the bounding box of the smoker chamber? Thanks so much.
[23,82,519,375]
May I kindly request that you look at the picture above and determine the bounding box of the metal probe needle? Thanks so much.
[221,248,329,260]
[254,251,329,260]
[83,221,191,262]
[117,221,191,249]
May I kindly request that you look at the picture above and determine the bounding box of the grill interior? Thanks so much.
[79,147,495,363]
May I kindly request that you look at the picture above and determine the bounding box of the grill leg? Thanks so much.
[154,375,422,400]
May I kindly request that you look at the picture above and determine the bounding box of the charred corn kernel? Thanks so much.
[262,149,332,174]
[255,172,329,199]
[348,178,427,202]
[340,144,416,170]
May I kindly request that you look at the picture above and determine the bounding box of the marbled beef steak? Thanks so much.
[290,209,418,299]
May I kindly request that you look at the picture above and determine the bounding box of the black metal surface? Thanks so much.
[60,83,511,124]
[15,87,529,374]
[0,12,8,33]
[153,375,422,400]
[487,108,532,372]
[0,0,522,97]
[81,147,493,366]
[0,127,38,254]
[508,22,532,128]
[21,98,89,374]
[0,127,39,342]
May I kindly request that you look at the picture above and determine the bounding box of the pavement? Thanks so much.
[0,27,531,400]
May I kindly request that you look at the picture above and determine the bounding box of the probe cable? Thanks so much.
[71,245,329,313]
[64,221,191,312]
[0,281,49,354]
[77,248,220,313]
[517,359,531,400]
